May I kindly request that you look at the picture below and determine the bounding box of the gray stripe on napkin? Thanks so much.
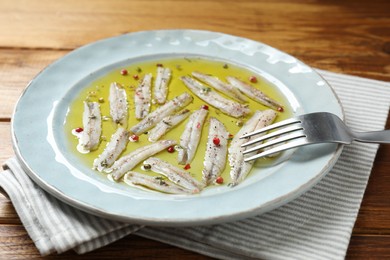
[136,70,390,260]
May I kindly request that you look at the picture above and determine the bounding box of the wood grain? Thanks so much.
[0,123,13,162]
[347,235,390,259]
[0,50,68,118]
[0,223,211,259]
[0,0,389,259]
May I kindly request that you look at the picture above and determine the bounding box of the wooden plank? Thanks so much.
[0,225,39,259]
[0,0,389,258]
[0,222,389,259]
[0,0,388,50]
[0,50,68,118]
[0,195,20,224]
[0,123,13,162]
[0,0,388,80]
[347,235,390,259]
[0,224,211,259]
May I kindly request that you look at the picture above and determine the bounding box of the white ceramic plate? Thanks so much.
[12,30,343,226]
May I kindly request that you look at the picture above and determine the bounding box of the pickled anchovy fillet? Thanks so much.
[226,76,283,110]
[130,92,193,135]
[124,171,192,194]
[180,76,250,118]
[135,73,152,119]
[79,102,101,151]
[154,67,171,104]
[229,109,277,186]
[93,127,129,172]
[202,117,229,185]
[148,109,190,142]
[108,139,177,181]
[178,108,208,164]
[109,82,128,127]
[192,71,247,103]
[144,157,204,193]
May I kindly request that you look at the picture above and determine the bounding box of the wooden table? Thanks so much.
[0,0,389,259]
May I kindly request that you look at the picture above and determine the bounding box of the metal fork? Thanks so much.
[240,112,390,162]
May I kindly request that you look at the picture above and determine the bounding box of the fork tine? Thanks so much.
[240,117,301,139]
[242,131,306,154]
[241,124,304,148]
[244,138,309,162]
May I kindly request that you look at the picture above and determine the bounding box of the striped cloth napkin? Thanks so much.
[1,70,389,259]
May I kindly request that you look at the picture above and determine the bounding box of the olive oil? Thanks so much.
[64,57,292,188]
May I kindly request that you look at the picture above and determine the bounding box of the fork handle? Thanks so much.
[354,130,390,144]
